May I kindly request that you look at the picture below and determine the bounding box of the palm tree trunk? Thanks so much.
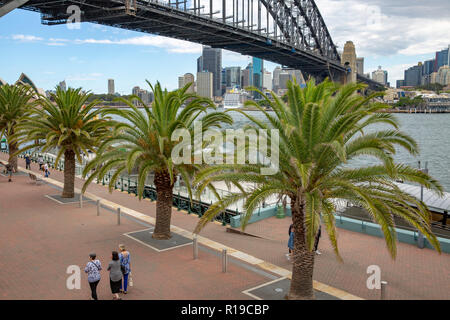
[288,194,316,300]
[8,141,18,172]
[62,149,75,198]
[152,170,174,240]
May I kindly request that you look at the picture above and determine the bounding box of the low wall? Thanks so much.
[335,215,450,254]
[230,205,288,228]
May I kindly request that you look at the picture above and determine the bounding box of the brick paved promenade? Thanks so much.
[1,153,449,300]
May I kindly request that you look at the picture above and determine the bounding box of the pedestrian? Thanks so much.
[43,163,50,178]
[25,155,31,170]
[314,225,322,255]
[5,162,13,182]
[286,224,294,261]
[38,155,44,171]
[107,251,123,300]
[84,253,102,300]
[118,244,131,294]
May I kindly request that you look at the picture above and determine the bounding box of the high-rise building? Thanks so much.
[224,67,241,88]
[252,57,264,91]
[279,72,292,90]
[435,46,449,72]
[198,46,222,97]
[108,79,115,95]
[263,71,272,91]
[423,59,435,76]
[356,57,364,75]
[283,68,304,85]
[372,66,388,86]
[396,80,405,88]
[241,67,251,88]
[436,65,450,86]
[131,86,153,106]
[58,80,66,91]
[179,73,195,92]
[272,66,281,92]
[404,64,423,87]
[196,72,213,99]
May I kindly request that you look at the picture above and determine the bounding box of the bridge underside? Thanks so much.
[1,0,385,90]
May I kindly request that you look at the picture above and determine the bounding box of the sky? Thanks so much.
[0,0,449,94]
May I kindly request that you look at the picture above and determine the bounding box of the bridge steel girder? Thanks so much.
[9,0,353,82]
[0,0,29,18]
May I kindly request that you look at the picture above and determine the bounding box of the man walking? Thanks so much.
[25,155,31,170]
[38,155,44,171]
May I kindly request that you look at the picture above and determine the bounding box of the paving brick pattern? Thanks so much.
[1,153,449,300]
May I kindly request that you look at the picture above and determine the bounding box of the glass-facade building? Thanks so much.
[435,47,449,72]
[224,67,241,88]
[198,46,222,97]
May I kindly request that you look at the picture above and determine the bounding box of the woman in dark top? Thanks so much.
[107,251,122,300]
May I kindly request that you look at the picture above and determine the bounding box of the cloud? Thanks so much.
[12,34,43,42]
[315,0,450,57]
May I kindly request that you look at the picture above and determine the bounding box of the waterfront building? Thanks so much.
[224,67,241,88]
[198,46,222,97]
[396,80,405,88]
[356,57,364,75]
[272,66,281,92]
[372,66,388,86]
[404,63,423,87]
[436,65,450,86]
[435,46,449,71]
[252,57,264,98]
[132,86,153,106]
[178,73,195,93]
[196,72,213,99]
[108,79,115,95]
[263,70,272,91]
[58,80,66,92]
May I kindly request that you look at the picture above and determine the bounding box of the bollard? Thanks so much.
[193,237,198,260]
[380,281,388,300]
[96,200,100,216]
[117,207,121,225]
[222,249,227,273]
[79,193,83,208]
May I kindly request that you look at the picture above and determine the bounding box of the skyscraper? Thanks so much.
[58,80,66,91]
[108,79,115,95]
[198,46,222,97]
[372,66,388,86]
[224,67,241,88]
[263,71,272,91]
[252,57,263,91]
[435,46,449,72]
[272,66,281,92]
[183,73,195,93]
[196,72,213,99]
[404,64,422,87]
[356,57,364,75]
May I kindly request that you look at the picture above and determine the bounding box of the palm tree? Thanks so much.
[82,81,233,239]
[0,84,36,171]
[13,87,114,198]
[193,79,443,300]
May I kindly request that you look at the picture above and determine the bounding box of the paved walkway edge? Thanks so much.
[15,164,363,300]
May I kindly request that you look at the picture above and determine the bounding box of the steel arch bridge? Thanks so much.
[1,0,383,88]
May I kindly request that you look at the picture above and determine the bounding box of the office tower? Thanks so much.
[196,72,213,99]
[263,71,272,91]
[279,72,292,90]
[396,80,405,88]
[283,68,304,84]
[178,76,185,89]
[198,46,222,97]
[372,66,388,86]
[404,64,423,87]
[183,73,195,93]
[108,79,115,95]
[58,80,66,91]
[356,57,364,75]
[436,65,450,86]
[252,57,263,91]
[224,67,241,88]
[272,66,281,92]
[241,68,251,88]
[435,46,449,71]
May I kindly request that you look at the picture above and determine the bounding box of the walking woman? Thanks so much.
[118,244,131,294]
[107,251,122,300]
[286,224,294,261]
[84,253,102,300]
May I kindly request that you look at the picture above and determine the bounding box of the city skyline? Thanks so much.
[0,1,448,93]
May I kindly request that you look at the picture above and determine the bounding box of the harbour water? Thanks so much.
[106,111,450,192]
